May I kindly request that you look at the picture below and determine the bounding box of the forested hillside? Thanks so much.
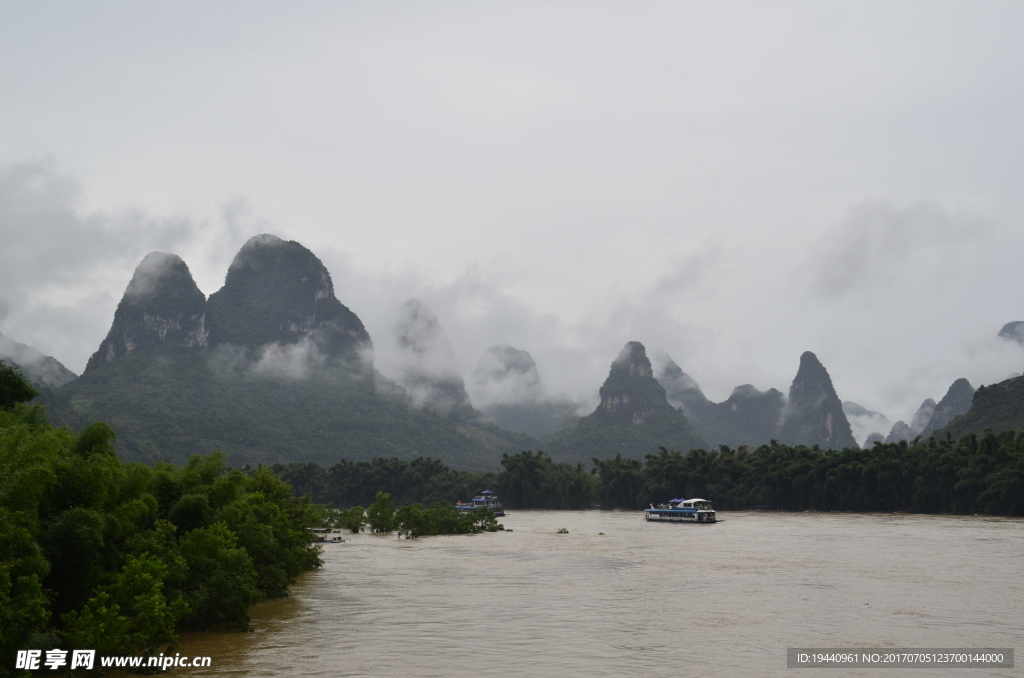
[50,236,531,470]
[59,347,529,469]
[940,376,1024,439]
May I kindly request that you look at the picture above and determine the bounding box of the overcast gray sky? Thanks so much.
[2,1,1023,432]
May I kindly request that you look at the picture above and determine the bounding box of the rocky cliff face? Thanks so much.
[921,378,975,437]
[0,332,77,388]
[778,351,857,449]
[597,341,664,424]
[206,234,371,359]
[657,354,784,448]
[85,252,209,373]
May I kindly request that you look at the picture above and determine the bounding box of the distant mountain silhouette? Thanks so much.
[469,345,578,437]
[390,299,473,416]
[921,379,975,437]
[842,401,890,448]
[543,342,706,464]
[54,236,530,470]
[0,332,77,389]
[85,252,209,373]
[207,234,371,358]
[997,321,1024,345]
[657,355,783,448]
[939,376,1024,438]
[777,352,857,449]
[862,432,885,447]
[885,398,936,443]
[884,421,913,444]
[658,351,855,450]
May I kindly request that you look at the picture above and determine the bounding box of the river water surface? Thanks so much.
[179,511,1022,677]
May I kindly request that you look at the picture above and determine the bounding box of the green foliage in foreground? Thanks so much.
[0,373,322,677]
[280,432,1024,516]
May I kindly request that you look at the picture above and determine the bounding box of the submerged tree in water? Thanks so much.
[394,504,503,537]
[367,491,396,533]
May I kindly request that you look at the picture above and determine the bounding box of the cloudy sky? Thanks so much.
[2,1,1023,432]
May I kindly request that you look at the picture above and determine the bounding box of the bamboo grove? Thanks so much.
[278,434,1024,516]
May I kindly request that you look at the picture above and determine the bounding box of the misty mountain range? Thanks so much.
[0,331,76,389]
[4,234,1024,470]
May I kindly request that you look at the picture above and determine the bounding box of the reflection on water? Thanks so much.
[179,512,1023,677]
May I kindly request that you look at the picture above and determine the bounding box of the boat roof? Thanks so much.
[481,490,495,495]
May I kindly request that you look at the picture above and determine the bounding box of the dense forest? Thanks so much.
[0,362,322,677]
[277,434,1024,516]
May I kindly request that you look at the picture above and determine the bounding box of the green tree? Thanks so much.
[0,361,37,411]
[0,509,50,674]
[340,506,366,533]
[367,491,396,532]
[591,454,643,509]
[62,553,187,657]
[177,523,261,630]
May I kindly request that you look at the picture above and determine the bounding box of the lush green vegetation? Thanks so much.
[53,347,532,471]
[358,491,503,537]
[280,435,1024,516]
[0,364,322,677]
[592,437,1024,513]
[940,377,1024,439]
[540,406,706,467]
[276,450,597,510]
[0,361,37,410]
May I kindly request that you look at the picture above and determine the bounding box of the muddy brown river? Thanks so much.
[178,511,1023,677]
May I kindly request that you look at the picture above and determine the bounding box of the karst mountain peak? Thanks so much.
[85,251,208,373]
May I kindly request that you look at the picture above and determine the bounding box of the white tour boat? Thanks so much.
[455,490,505,516]
[644,497,717,523]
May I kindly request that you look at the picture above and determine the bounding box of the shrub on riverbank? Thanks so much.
[0,363,322,676]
